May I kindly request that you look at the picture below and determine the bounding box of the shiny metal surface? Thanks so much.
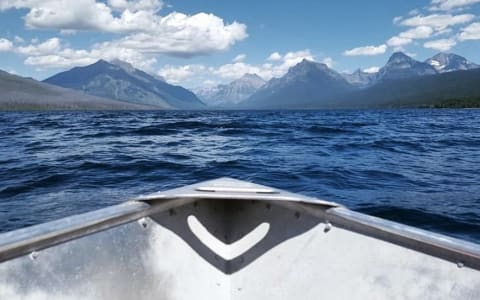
[0,178,480,299]
[0,197,195,263]
[327,206,480,270]
[0,177,479,272]
[135,178,340,207]
[0,202,148,263]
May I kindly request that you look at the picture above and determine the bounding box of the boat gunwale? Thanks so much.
[0,178,479,270]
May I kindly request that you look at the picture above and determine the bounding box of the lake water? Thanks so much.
[1,109,479,242]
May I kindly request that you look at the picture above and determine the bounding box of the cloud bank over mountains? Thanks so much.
[0,0,479,88]
[0,0,247,70]
[345,0,480,56]
[157,50,321,86]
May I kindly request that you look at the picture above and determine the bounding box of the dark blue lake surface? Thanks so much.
[1,110,479,242]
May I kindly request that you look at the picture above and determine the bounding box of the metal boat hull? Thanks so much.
[0,178,479,299]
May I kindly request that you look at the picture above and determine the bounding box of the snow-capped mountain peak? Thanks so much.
[425,53,480,73]
[195,73,266,107]
[377,52,437,81]
[342,69,377,88]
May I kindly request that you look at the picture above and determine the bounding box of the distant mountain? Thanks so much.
[342,69,377,88]
[0,70,151,110]
[341,68,480,108]
[196,73,266,107]
[377,52,437,81]
[243,59,354,109]
[425,53,479,73]
[241,54,480,109]
[44,60,204,109]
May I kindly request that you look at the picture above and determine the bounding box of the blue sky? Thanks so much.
[1,0,480,88]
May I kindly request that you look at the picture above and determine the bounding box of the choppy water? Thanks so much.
[0,110,479,242]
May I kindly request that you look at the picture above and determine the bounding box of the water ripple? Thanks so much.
[0,109,479,242]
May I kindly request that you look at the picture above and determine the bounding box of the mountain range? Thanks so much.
[376,52,438,82]
[0,70,152,110]
[242,59,354,109]
[342,69,377,88]
[0,52,479,110]
[343,67,480,109]
[195,73,266,107]
[240,52,480,109]
[425,53,479,73]
[44,59,205,109]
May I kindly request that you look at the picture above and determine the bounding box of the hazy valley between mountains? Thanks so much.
[1,52,480,111]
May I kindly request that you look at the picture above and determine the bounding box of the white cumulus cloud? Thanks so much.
[157,64,206,84]
[0,1,248,58]
[156,49,317,87]
[24,54,96,69]
[363,66,380,73]
[400,14,474,30]
[97,12,247,58]
[2,0,161,32]
[211,50,315,80]
[321,57,335,68]
[233,54,246,62]
[282,50,315,67]
[387,36,412,47]
[386,6,477,53]
[399,26,434,39]
[212,62,262,80]
[16,38,62,56]
[430,0,480,10]
[0,38,13,51]
[387,26,434,47]
[267,52,282,61]
[107,0,162,12]
[10,36,157,70]
[393,16,403,24]
[459,22,480,40]
[423,38,457,51]
[343,44,387,56]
